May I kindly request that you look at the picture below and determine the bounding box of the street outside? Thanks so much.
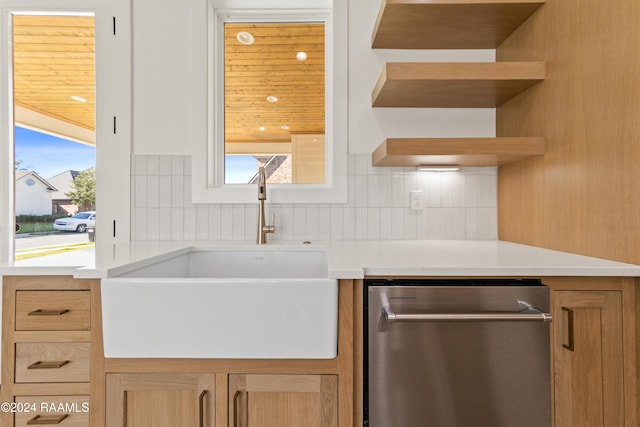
[14,231,95,267]
[16,231,90,250]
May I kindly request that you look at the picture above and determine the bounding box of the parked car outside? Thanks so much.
[54,211,95,232]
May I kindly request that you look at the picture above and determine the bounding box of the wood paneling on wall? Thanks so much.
[497,0,640,264]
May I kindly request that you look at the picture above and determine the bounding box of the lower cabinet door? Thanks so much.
[14,396,89,427]
[106,373,215,427]
[229,374,337,427]
[553,290,624,427]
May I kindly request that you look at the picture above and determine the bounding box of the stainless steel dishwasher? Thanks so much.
[364,279,552,427]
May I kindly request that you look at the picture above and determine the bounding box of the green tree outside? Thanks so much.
[66,168,95,211]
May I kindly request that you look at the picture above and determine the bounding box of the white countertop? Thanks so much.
[324,240,640,278]
[2,240,640,279]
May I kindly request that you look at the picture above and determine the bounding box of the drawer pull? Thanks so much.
[27,414,69,425]
[27,360,70,370]
[28,309,70,316]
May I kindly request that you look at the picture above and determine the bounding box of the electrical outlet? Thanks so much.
[410,190,424,210]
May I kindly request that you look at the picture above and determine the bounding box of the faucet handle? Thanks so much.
[265,213,276,234]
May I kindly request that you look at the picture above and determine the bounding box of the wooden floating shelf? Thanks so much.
[372,62,545,108]
[372,0,545,49]
[372,137,546,167]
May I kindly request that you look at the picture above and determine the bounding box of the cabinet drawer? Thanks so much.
[14,396,89,427]
[15,291,90,331]
[15,343,90,383]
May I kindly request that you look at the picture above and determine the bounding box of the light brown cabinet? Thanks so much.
[106,373,215,427]
[102,279,355,427]
[15,342,91,383]
[15,290,91,331]
[552,290,624,426]
[545,277,638,427]
[14,395,90,427]
[0,276,99,427]
[229,374,337,427]
[105,373,337,427]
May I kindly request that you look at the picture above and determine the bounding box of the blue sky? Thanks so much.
[14,126,95,179]
[15,126,256,183]
[225,155,259,184]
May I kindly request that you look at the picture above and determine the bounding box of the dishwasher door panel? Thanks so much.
[366,284,552,427]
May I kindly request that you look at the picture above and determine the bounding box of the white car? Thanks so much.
[54,211,96,232]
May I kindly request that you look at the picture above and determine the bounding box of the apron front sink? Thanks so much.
[101,249,338,358]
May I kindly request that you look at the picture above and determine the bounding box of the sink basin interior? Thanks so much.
[101,249,337,359]
[119,249,329,278]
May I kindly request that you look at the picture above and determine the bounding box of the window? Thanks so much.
[190,0,347,204]
[222,22,325,185]
[8,12,96,266]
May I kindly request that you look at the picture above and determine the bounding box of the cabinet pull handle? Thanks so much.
[27,360,70,369]
[27,414,69,425]
[382,294,552,322]
[123,391,128,427]
[28,309,70,316]
[233,390,248,427]
[562,307,575,351]
[199,390,207,427]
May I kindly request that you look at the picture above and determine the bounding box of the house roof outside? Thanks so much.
[48,170,80,200]
[15,170,57,192]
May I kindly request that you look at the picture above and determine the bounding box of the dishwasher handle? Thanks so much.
[381,296,552,323]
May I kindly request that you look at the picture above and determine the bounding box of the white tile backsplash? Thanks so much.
[130,154,498,241]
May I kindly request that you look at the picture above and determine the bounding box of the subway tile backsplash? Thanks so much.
[131,154,498,241]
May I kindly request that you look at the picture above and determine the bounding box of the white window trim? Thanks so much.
[0,3,15,265]
[191,0,348,204]
[0,0,132,266]
[94,0,132,253]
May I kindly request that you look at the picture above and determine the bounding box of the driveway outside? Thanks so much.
[15,232,91,250]
[14,232,95,267]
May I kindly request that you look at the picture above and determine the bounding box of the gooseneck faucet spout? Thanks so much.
[258,165,267,201]
[257,166,275,244]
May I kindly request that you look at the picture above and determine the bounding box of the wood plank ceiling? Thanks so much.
[224,23,325,144]
[12,18,323,147]
[12,15,95,139]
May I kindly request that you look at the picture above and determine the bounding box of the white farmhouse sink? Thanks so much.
[101,249,337,359]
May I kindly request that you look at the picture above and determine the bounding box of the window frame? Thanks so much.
[191,0,348,204]
[0,0,132,266]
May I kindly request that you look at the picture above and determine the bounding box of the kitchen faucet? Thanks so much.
[257,166,276,244]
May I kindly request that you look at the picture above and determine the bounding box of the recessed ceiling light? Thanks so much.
[71,95,87,102]
[259,126,265,131]
[266,96,278,103]
[280,125,290,130]
[236,31,254,45]
[296,51,308,62]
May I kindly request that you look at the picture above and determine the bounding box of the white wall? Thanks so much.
[127,0,498,241]
[347,1,495,153]
[131,0,197,155]
[130,0,495,155]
